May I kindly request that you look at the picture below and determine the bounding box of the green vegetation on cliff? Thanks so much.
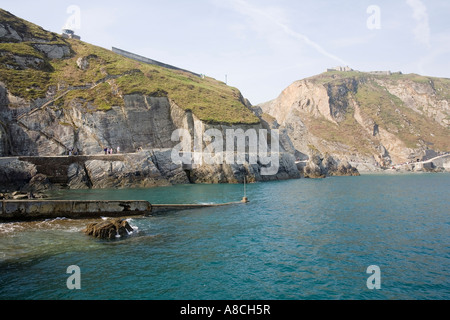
[0,9,259,125]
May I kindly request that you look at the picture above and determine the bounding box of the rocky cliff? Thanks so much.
[0,9,302,191]
[2,9,447,193]
[258,71,450,172]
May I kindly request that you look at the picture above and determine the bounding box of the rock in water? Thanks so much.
[335,161,360,176]
[84,218,134,240]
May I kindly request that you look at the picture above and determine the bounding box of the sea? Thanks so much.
[0,173,449,301]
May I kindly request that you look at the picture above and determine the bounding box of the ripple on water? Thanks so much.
[0,174,449,300]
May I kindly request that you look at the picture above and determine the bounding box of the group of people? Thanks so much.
[68,148,79,156]
[67,146,122,156]
[104,146,120,155]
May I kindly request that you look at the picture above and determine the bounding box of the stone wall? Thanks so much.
[0,200,151,221]
[112,47,201,77]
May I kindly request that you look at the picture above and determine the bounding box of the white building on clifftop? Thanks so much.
[326,66,354,72]
[61,29,81,40]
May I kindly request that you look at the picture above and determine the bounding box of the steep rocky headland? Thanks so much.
[0,9,448,193]
[258,71,450,173]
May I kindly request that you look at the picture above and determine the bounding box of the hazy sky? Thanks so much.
[1,0,450,104]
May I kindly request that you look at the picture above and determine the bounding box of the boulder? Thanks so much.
[76,57,90,70]
[301,149,360,178]
[84,218,134,240]
[422,162,439,172]
[0,191,46,199]
[334,161,360,176]
[22,173,53,193]
[303,161,326,179]
[0,158,37,191]
[323,154,339,173]
[32,44,71,59]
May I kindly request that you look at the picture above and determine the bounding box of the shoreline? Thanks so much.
[1,153,449,194]
[358,170,450,175]
[1,172,448,224]
[1,166,448,195]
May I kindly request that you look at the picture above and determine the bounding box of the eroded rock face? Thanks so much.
[259,74,450,169]
[0,122,9,156]
[0,158,36,191]
[0,52,50,71]
[333,162,360,177]
[381,79,450,128]
[84,219,134,240]
[32,44,71,59]
[81,152,177,189]
[299,148,360,178]
[22,173,53,193]
[0,23,23,42]
[303,161,326,179]
[2,95,184,156]
[0,83,303,189]
[0,149,303,192]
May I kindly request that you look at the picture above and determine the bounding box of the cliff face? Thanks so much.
[259,72,450,171]
[2,9,448,192]
[1,93,182,156]
[0,80,302,190]
[0,9,301,191]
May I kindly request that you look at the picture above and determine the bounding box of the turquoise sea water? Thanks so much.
[0,174,449,300]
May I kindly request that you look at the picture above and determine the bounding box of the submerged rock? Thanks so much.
[84,218,134,240]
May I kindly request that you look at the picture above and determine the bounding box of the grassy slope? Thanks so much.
[0,9,259,125]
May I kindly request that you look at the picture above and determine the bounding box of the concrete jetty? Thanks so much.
[151,202,242,214]
[0,199,246,222]
[0,200,151,222]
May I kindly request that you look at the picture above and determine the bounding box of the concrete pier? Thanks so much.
[0,200,245,222]
[151,202,242,214]
[0,200,152,222]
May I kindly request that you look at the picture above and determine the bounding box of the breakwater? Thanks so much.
[0,200,151,222]
[151,202,243,214]
[0,199,244,222]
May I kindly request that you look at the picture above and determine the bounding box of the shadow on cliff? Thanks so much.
[0,86,38,156]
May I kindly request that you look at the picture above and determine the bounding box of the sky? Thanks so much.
[1,0,450,104]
